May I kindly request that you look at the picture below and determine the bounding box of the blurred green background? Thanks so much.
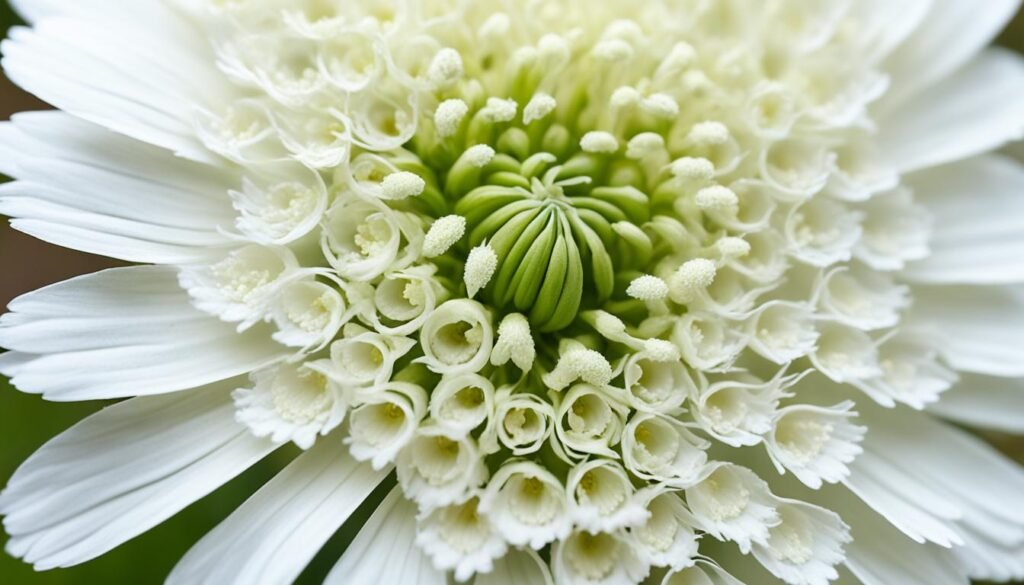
[0,3,1022,584]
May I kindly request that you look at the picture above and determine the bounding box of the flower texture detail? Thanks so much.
[2,1,1024,585]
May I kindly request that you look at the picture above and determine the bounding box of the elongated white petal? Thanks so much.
[1,11,228,161]
[0,382,275,570]
[0,112,237,263]
[904,155,1024,284]
[0,266,286,400]
[751,499,851,585]
[168,442,390,585]
[878,49,1024,173]
[324,489,445,585]
[907,285,1024,377]
[881,0,1020,109]
[928,374,1024,433]
[475,548,554,585]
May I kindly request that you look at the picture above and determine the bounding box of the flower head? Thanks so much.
[3,1,1024,584]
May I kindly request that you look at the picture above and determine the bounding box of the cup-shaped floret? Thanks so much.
[621,413,709,487]
[397,425,488,510]
[429,373,495,438]
[626,488,699,571]
[552,529,649,585]
[418,299,494,375]
[751,499,851,585]
[479,461,571,550]
[566,459,648,533]
[416,493,509,582]
[555,384,628,460]
[766,401,866,489]
[685,464,780,553]
[346,381,427,470]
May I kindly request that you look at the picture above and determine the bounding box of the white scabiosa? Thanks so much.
[3,1,1024,584]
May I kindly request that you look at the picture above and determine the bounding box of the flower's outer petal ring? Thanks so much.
[168,443,391,585]
[0,265,288,401]
[877,49,1024,174]
[929,374,1024,434]
[880,0,1021,110]
[905,155,1024,284]
[0,382,277,570]
[0,112,239,263]
[324,488,446,585]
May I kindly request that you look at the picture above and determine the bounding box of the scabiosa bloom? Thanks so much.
[2,1,1024,584]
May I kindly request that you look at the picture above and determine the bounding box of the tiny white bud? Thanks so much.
[669,259,717,304]
[538,34,571,63]
[643,339,680,362]
[380,171,426,200]
[592,38,634,61]
[427,48,464,87]
[696,185,739,212]
[641,93,680,119]
[523,93,557,125]
[626,132,666,160]
[435,99,470,138]
[670,157,715,180]
[580,131,620,154]
[717,236,751,258]
[423,215,467,257]
[481,97,518,123]
[491,313,536,371]
[626,275,670,301]
[464,244,498,298]
[478,13,511,38]
[688,121,731,145]
[544,348,614,391]
[463,144,496,167]
[611,86,642,109]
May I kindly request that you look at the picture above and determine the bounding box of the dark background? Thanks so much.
[0,4,1021,584]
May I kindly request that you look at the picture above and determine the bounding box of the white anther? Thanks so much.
[626,133,666,160]
[435,99,470,138]
[626,275,670,301]
[423,215,467,257]
[611,86,642,109]
[380,171,426,200]
[592,38,634,61]
[481,97,519,123]
[669,259,717,304]
[544,349,614,391]
[463,144,496,168]
[696,185,739,212]
[658,42,697,75]
[688,121,731,145]
[464,243,498,298]
[717,237,751,258]
[478,13,511,38]
[428,48,464,87]
[641,93,680,119]
[523,93,558,125]
[538,34,571,63]
[670,157,715,181]
[580,131,620,154]
[491,313,536,371]
[643,339,680,362]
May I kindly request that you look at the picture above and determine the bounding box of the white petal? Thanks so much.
[0,112,237,263]
[878,49,1024,173]
[881,0,1020,109]
[0,266,286,400]
[324,488,445,585]
[0,382,275,570]
[907,284,1024,377]
[475,548,554,585]
[835,491,969,585]
[168,442,390,585]
[928,374,1024,433]
[1,9,228,161]
[904,155,1024,284]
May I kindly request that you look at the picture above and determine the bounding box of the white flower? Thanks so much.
[233,362,346,450]
[3,1,1024,584]
[418,299,493,375]
[346,381,428,470]
[479,461,571,550]
[397,425,488,510]
[416,494,508,582]
[686,464,781,554]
